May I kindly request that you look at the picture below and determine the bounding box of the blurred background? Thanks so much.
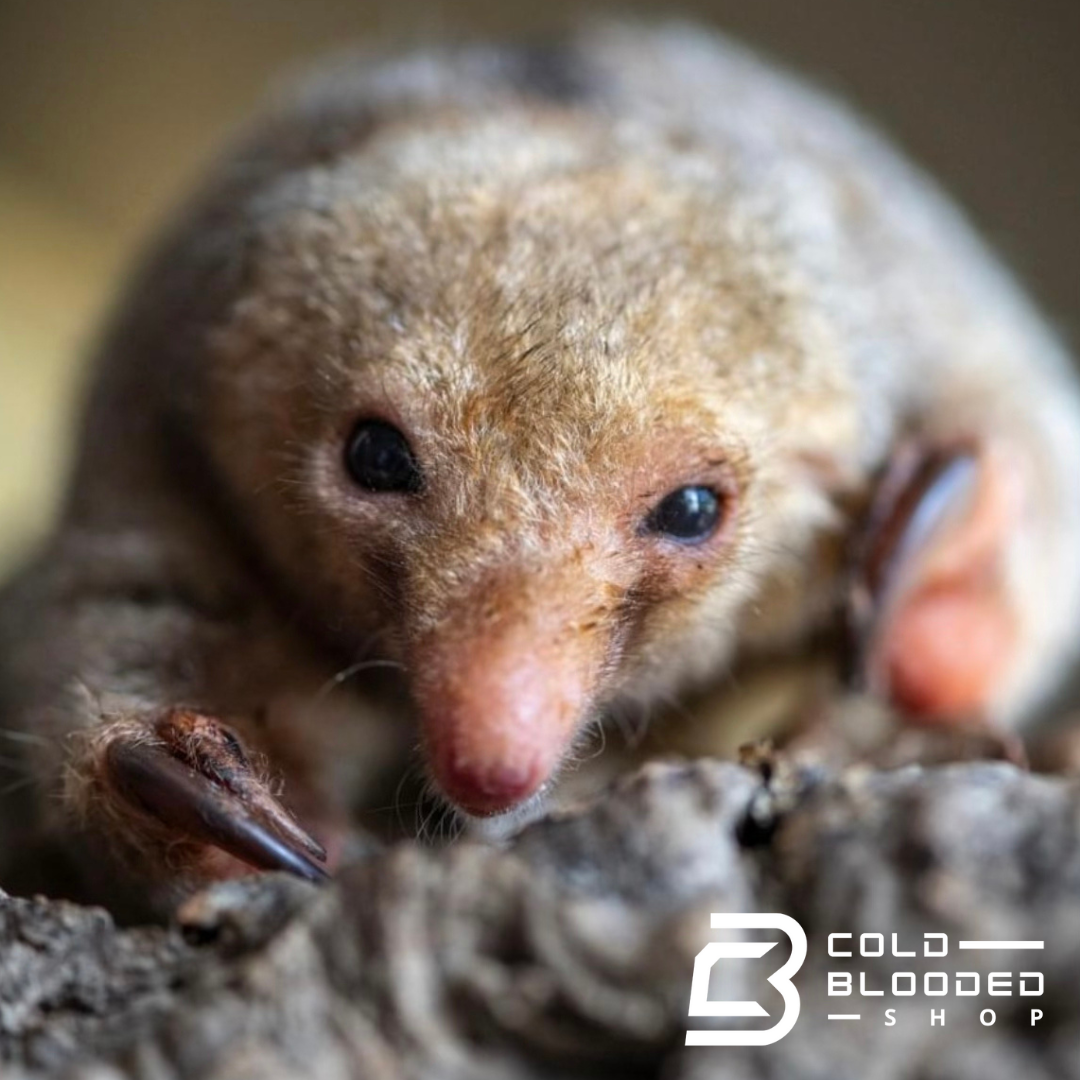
[1,0,1078,576]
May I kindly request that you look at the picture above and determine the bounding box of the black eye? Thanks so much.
[345,420,423,494]
[644,486,722,543]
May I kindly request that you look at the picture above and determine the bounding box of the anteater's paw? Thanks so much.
[847,440,1022,725]
[76,708,329,884]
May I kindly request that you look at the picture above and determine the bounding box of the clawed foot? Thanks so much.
[846,440,1022,725]
[103,709,329,883]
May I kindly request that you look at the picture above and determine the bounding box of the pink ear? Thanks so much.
[850,442,1022,725]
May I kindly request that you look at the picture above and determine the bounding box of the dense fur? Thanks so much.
[2,22,1079,901]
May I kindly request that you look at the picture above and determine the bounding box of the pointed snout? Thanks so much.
[411,571,613,817]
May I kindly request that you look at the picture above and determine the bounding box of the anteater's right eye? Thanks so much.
[642,485,723,543]
[345,420,423,494]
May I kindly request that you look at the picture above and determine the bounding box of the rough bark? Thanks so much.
[3,755,1080,1079]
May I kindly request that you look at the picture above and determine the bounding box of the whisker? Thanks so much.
[581,718,607,762]
[392,749,431,828]
[393,764,418,837]
[313,658,405,703]
[415,797,440,845]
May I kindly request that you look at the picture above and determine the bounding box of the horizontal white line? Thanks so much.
[958,940,1044,950]
[701,943,778,960]
[690,1001,770,1018]
[828,1014,861,1020]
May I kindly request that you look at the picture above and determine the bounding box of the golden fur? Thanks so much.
[2,22,1079,901]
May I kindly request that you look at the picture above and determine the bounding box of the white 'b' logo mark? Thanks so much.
[685,913,807,1046]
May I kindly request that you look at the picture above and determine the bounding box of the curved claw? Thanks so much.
[844,441,1020,722]
[845,446,981,687]
[105,738,329,883]
[153,710,327,864]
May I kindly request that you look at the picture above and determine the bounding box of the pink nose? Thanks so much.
[411,562,613,819]
[415,624,589,817]
[433,752,546,816]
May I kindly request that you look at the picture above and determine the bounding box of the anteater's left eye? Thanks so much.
[643,486,722,543]
[345,420,423,494]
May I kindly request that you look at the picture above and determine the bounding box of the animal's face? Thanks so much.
[203,113,858,815]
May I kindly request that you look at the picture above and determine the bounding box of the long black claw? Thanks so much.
[106,740,329,883]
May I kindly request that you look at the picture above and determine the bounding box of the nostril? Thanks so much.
[437,753,545,816]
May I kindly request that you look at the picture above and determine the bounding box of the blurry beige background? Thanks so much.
[1,0,1078,575]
